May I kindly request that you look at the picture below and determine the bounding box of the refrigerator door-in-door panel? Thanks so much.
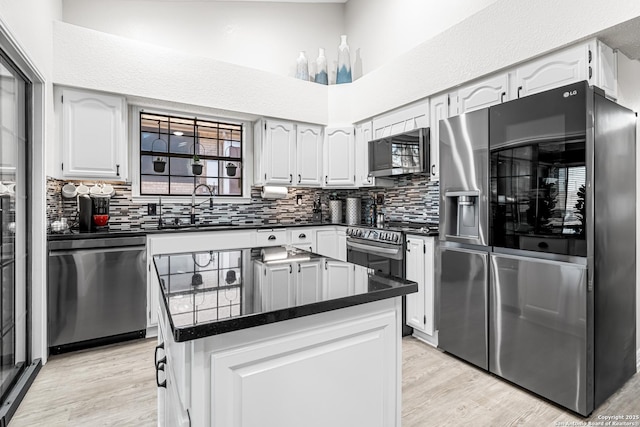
[439,109,489,246]
[489,253,591,416]
[438,245,488,370]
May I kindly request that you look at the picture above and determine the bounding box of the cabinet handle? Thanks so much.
[589,66,593,80]
[289,174,293,183]
[325,260,328,270]
[268,235,276,240]
[299,233,306,239]
[325,175,328,185]
[431,164,435,176]
[116,164,120,176]
[264,173,267,180]
[500,92,506,103]
[517,86,523,98]
[298,264,301,273]
[156,359,167,388]
[289,264,292,274]
[154,342,165,367]
[298,174,301,183]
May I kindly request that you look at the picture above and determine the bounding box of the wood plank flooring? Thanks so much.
[9,337,640,426]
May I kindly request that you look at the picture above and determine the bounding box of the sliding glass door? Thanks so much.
[0,52,28,403]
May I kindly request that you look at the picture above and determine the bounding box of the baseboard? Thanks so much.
[411,329,438,348]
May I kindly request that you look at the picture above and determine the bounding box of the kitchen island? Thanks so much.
[152,245,417,427]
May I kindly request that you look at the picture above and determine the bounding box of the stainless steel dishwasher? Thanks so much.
[48,235,147,353]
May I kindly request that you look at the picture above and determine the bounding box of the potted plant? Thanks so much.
[225,162,238,177]
[153,156,166,173]
[191,154,203,175]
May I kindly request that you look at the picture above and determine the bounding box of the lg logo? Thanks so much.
[563,90,578,98]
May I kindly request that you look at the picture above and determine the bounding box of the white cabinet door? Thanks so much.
[512,43,589,99]
[355,121,375,187]
[323,260,355,299]
[405,235,436,337]
[405,238,426,331]
[594,40,618,100]
[429,93,452,181]
[316,228,338,259]
[324,126,355,187]
[336,228,347,262]
[457,73,509,114]
[295,261,322,305]
[262,263,295,310]
[61,87,126,181]
[264,120,296,185]
[296,124,323,186]
[372,99,429,139]
[289,227,315,253]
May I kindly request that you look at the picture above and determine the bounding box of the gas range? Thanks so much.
[346,222,439,246]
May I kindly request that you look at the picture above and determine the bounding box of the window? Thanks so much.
[139,112,243,196]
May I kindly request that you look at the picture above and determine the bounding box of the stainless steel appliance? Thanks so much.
[438,81,636,416]
[346,226,411,335]
[48,236,147,353]
[368,128,429,177]
[438,108,490,370]
[488,81,636,416]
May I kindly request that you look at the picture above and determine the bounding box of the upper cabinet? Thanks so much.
[429,93,457,181]
[511,39,617,100]
[323,126,355,187]
[456,73,510,115]
[372,99,429,139]
[254,119,323,187]
[354,121,374,187]
[59,87,127,181]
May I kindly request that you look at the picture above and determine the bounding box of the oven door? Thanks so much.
[346,238,404,277]
[490,82,588,256]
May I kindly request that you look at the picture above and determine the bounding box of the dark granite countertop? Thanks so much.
[47,220,345,241]
[153,246,417,342]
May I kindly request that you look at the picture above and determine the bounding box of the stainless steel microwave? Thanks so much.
[368,128,430,177]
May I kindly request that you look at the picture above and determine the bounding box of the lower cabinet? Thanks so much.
[256,259,323,309]
[315,226,347,261]
[405,234,437,345]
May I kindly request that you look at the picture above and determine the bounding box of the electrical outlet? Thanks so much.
[296,195,303,205]
[148,203,157,215]
[376,193,384,205]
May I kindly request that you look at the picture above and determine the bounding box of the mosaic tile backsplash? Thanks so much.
[46,176,439,231]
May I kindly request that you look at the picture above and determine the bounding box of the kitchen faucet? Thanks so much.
[191,183,215,224]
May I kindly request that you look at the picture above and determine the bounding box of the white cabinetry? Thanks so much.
[289,227,315,252]
[295,260,323,305]
[372,99,429,139]
[322,259,355,299]
[323,126,355,187]
[405,235,436,345]
[254,120,323,187]
[59,87,126,181]
[354,121,375,187]
[457,73,510,114]
[260,263,296,310]
[512,39,617,100]
[429,93,456,181]
[315,227,347,261]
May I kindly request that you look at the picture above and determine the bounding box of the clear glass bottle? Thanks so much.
[295,51,309,81]
[314,47,328,85]
[336,35,352,84]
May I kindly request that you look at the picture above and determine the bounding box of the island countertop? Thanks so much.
[153,246,417,342]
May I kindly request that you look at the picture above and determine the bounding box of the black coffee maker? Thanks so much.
[79,194,110,231]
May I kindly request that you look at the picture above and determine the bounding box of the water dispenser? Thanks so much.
[444,191,480,239]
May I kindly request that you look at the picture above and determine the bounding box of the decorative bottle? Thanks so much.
[295,51,309,81]
[314,48,328,85]
[336,35,352,84]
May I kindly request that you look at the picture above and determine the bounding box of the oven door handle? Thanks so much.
[346,240,402,258]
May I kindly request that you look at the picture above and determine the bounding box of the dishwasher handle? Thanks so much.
[49,245,146,257]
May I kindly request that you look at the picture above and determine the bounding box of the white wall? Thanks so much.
[344,0,497,78]
[62,0,345,80]
[615,53,640,369]
[0,0,63,364]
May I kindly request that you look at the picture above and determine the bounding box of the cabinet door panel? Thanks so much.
[458,73,509,113]
[429,93,450,180]
[296,261,322,305]
[263,264,295,310]
[61,88,125,180]
[405,238,425,330]
[264,120,295,185]
[514,44,588,98]
[296,125,323,186]
[324,127,355,187]
[355,121,375,186]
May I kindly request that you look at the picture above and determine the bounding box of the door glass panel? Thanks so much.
[0,56,27,402]
[491,140,586,256]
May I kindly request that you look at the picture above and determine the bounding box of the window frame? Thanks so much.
[130,104,254,204]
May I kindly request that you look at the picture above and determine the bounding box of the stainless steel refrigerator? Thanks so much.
[438,81,636,416]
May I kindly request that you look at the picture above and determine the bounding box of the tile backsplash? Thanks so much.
[46,176,439,231]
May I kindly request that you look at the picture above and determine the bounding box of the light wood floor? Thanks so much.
[9,337,640,426]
